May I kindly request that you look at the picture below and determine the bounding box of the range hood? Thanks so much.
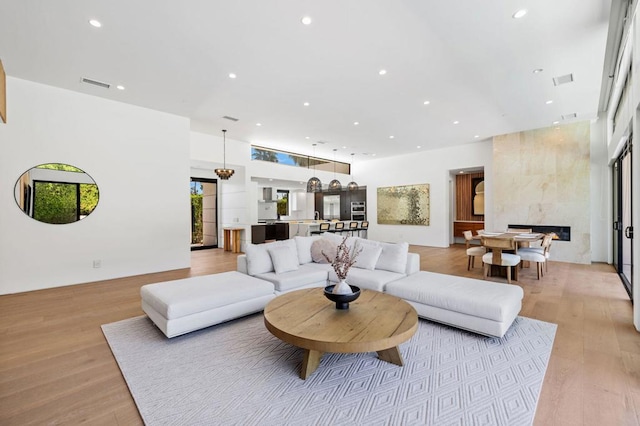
[260,187,275,202]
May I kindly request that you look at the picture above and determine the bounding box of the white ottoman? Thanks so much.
[141,271,275,338]
[385,271,523,338]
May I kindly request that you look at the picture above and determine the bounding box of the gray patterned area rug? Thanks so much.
[102,314,556,426]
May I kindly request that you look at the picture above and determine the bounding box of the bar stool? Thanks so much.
[347,221,359,236]
[357,221,369,238]
[310,222,330,235]
[328,222,345,235]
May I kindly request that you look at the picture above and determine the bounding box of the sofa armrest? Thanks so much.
[237,255,248,274]
[406,252,420,275]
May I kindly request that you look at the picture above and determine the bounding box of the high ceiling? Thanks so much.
[0,0,616,162]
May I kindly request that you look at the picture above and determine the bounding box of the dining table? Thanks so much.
[472,231,544,245]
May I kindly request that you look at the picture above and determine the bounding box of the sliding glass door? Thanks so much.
[613,139,633,299]
[190,178,218,250]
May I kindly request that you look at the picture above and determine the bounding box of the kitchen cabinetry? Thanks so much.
[251,223,289,244]
[314,188,367,221]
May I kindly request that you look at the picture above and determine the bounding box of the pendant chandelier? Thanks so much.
[347,153,359,191]
[328,148,342,190]
[214,129,235,180]
[306,143,322,192]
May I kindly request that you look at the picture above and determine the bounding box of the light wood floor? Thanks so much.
[0,245,638,425]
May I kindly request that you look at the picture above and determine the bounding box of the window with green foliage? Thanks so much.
[277,190,289,216]
[32,181,98,224]
[251,146,350,174]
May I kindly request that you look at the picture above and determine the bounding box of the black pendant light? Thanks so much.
[347,153,359,191]
[306,144,322,192]
[328,148,342,190]
[214,129,235,180]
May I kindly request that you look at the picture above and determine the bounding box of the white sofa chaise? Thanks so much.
[385,271,524,338]
[141,271,275,338]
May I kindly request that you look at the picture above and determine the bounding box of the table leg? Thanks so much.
[301,349,323,379]
[223,229,231,252]
[377,346,404,366]
[232,229,241,253]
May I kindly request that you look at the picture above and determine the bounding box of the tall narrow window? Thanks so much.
[190,178,218,250]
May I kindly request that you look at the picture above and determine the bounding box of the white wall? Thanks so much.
[0,77,191,295]
[357,140,494,247]
[590,117,610,263]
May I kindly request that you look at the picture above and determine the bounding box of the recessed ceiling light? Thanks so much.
[389,135,395,139]
[305,136,310,139]
[353,121,359,126]
[416,145,421,149]
[512,9,527,19]
[116,85,125,90]
[88,19,102,28]
[379,69,387,75]
[459,171,464,174]
[533,68,544,74]
[303,102,310,106]
[474,135,480,138]
[256,123,262,126]
[342,146,347,149]
[453,120,460,124]
[301,16,312,25]
[552,121,560,124]
[423,101,430,105]
[372,153,376,157]
[228,73,237,79]
[269,179,273,182]
[545,100,553,104]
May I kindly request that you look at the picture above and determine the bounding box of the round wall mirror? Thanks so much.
[14,163,100,224]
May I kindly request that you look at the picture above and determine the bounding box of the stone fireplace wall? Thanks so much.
[493,121,591,264]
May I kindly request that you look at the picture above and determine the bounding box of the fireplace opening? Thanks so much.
[508,225,571,241]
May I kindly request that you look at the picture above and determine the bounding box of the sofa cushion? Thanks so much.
[385,271,523,323]
[254,264,328,293]
[311,239,337,263]
[294,235,320,264]
[140,272,275,320]
[376,242,409,274]
[268,245,299,274]
[245,240,297,275]
[353,243,382,270]
[244,244,273,275]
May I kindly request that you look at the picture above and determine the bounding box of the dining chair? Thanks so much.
[348,221,359,236]
[463,230,485,270]
[310,222,331,235]
[518,233,554,275]
[480,236,521,284]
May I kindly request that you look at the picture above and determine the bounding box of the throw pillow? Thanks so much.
[353,242,383,270]
[267,245,300,274]
[311,239,337,264]
[375,242,409,274]
[244,244,273,275]
[294,236,320,264]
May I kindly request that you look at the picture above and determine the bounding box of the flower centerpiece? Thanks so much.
[323,236,363,294]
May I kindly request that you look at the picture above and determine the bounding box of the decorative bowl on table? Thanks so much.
[324,285,361,310]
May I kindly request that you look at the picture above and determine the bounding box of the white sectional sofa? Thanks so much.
[141,233,524,339]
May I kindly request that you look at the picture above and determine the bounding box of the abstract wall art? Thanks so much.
[377,183,430,226]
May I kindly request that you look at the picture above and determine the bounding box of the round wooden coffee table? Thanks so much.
[263,287,418,379]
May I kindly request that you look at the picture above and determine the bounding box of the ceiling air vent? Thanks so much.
[222,115,239,122]
[81,77,110,89]
[553,73,574,86]
[562,113,577,120]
